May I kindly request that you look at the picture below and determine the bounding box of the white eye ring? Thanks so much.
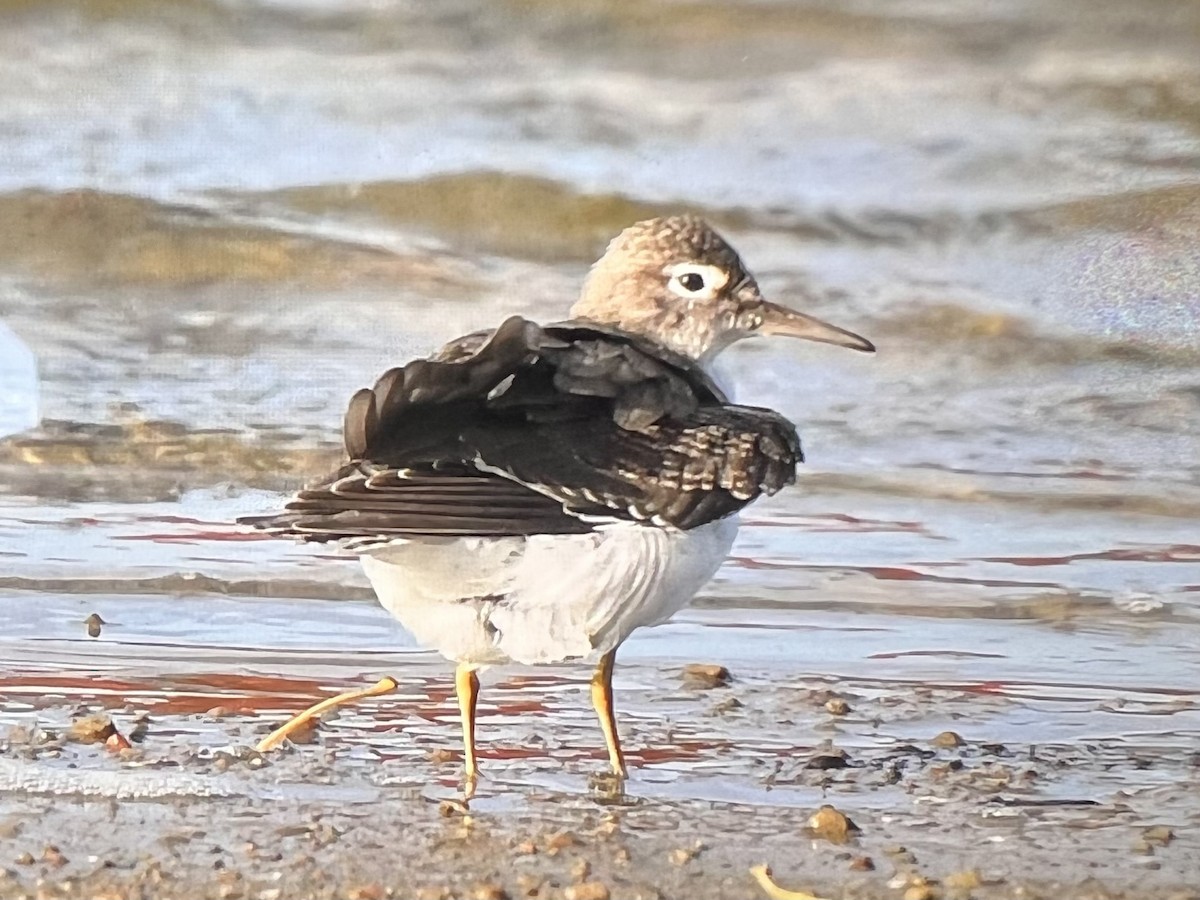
[665,263,729,301]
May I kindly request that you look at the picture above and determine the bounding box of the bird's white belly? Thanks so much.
[357,517,738,666]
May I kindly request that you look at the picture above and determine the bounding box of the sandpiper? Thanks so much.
[243,216,873,785]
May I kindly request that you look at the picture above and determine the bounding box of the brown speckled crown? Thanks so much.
[599,215,745,269]
[571,216,759,362]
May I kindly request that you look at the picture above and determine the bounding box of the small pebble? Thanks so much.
[14,852,33,866]
[807,804,860,843]
[884,846,916,864]
[848,856,875,871]
[944,869,981,890]
[904,886,936,900]
[825,698,850,716]
[438,799,470,818]
[311,823,342,846]
[710,697,743,714]
[565,883,610,900]
[84,612,105,638]
[595,815,620,837]
[669,845,699,866]
[545,831,582,855]
[66,715,117,744]
[681,664,731,689]
[470,884,508,900]
[931,731,965,749]
[807,750,850,770]
[1143,825,1174,846]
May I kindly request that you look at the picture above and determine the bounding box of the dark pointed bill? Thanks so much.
[758,301,875,353]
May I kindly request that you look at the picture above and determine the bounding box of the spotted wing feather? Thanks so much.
[242,315,801,539]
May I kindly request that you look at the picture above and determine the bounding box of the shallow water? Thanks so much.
[0,0,1198,836]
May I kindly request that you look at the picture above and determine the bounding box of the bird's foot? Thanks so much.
[587,769,628,802]
[461,769,479,802]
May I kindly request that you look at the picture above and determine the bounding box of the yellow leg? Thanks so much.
[455,664,480,786]
[590,650,627,777]
[256,676,399,752]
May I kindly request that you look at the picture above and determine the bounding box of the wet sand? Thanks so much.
[2,648,1198,900]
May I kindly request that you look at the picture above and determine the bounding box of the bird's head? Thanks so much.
[571,215,874,363]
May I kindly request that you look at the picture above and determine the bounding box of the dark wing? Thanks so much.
[242,315,801,541]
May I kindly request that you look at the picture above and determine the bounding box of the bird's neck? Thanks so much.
[568,301,737,371]
[565,310,740,402]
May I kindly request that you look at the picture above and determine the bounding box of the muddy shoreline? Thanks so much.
[1,659,1197,900]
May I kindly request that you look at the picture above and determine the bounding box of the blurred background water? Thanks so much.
[0,0,1198,747]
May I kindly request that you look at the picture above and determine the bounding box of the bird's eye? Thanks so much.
[665,263,728,300]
